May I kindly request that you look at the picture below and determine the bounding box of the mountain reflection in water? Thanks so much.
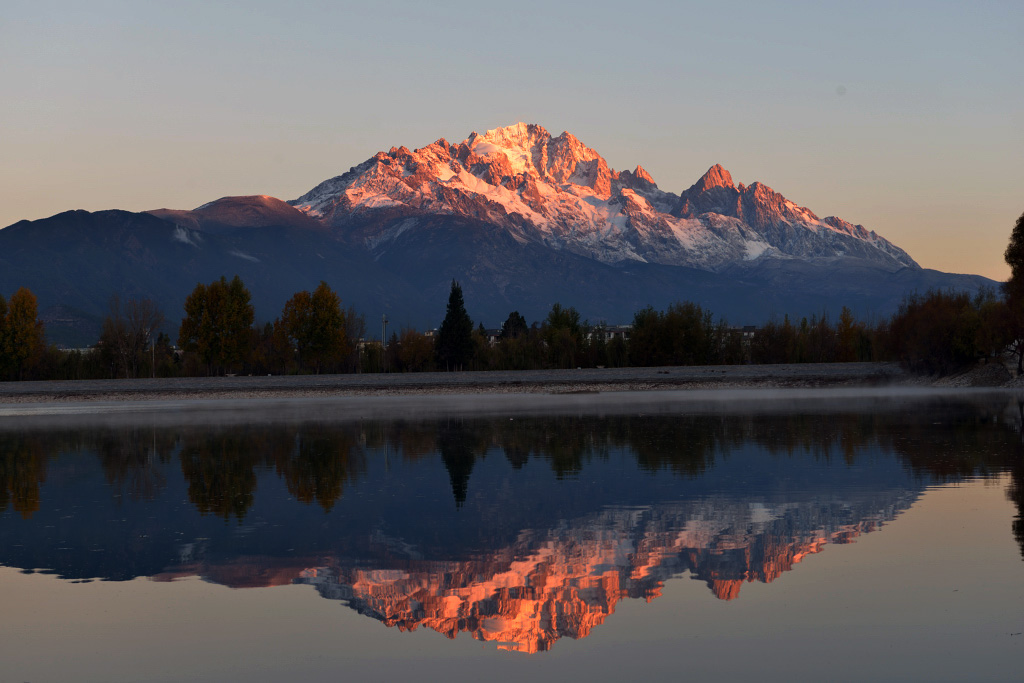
[1,398,1023,653]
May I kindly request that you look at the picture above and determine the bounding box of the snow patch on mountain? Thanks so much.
[365,217,419,251]
[172,225,199,247]
[229,250,260,263]
[744,240,772,260]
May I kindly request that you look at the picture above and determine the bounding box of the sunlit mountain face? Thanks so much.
[288,122,916,270]
[1,398,1023,653]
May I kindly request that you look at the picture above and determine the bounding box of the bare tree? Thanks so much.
[101,295,165,378]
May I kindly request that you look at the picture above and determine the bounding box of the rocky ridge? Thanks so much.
[287,122,918,271]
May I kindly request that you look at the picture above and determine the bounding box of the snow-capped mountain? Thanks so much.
[289,122,917,271]
[0,122,994,346]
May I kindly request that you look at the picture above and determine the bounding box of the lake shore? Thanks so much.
[3,359,1020,408]
[0,362,920,405]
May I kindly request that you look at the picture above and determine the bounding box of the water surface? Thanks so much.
[1,389,1022,681]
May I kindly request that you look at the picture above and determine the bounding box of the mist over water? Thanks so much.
[1,385,1017,426]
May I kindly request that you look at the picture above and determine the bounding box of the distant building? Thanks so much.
[602,324,632,342]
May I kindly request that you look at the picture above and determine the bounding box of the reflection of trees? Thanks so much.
[1008,469,1024,561]
[337,415,728,482]
[879,407,1022,481]
[96,428,176,501]
[0,428,179,517]
[1006,400,1024,561]
[0,422,370,522]
[292,409,1024,524]
[875,402,1024,563]
[489,417,601,479]
[615,416,728,476]
[424,408,1024,563]
[3,399,1024,560]
[438,421,479,508]
[179,429,269,521]
[746,413,876,462]
[177,424,367,518]
[0,433,48,518]
[366,421,437,463]
[274,425,365,513]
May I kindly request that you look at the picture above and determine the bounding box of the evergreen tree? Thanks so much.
[435,279,473,370]
[543,303,583,368]
[499,311,528,339]
[222,275,255,370]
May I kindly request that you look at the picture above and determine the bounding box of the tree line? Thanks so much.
[1,210,1022,381]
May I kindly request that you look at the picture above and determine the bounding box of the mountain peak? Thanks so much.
[151,194,319,230]
[469,122,550,157]
[692,164,735,193]
[462,123,608,190]
[465,122,550,178]
[618,165,657,191]
[477,122,549,146]
[633,165,654,184]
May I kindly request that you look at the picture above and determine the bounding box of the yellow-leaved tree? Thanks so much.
[178,275,254,375]
[1,288,45,380]
[280,281,348,374]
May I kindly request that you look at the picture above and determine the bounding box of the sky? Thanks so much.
[1,0,1021,279]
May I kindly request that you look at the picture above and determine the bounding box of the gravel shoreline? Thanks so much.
[0,362,914,404]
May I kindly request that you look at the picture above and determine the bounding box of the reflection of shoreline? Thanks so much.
[4,402,1021,521]
[157,496,917,653]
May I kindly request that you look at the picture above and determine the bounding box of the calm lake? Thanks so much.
[1,389,1023,682]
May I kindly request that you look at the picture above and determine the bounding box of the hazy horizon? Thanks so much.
[2,0,1021,280]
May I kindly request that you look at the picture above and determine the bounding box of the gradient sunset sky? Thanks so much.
[2,0,1021,279]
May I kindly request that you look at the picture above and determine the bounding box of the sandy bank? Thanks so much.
[0,362,914,405]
